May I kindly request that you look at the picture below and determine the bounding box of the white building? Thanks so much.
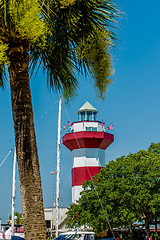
[44,207,68,237]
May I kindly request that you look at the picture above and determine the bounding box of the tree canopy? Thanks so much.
[67,142,160,238]
[0,0,120,99]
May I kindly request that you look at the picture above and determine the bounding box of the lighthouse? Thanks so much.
[62,101,114,203]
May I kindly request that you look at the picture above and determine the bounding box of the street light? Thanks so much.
[50,171,57,175]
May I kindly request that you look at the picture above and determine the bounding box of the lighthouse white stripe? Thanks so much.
[73,157,102,168]
[72,148,105,168]
[72,186,83,203]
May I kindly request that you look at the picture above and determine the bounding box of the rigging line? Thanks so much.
[81,155,116,239]
[63,103,82,150]
[35,99,58,125]
[0,99,59,168]
[0,167,13,193]
[89,170,116,240]
[83,157,116,239]
[81,152,116,239]
[0,146,14,168]
[63,101,72,125]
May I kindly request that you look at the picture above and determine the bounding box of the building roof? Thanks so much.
[77,101,98,113]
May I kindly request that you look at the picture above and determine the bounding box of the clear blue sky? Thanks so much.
[0,0,160,223]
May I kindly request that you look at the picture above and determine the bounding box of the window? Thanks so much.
[86,127,97,131]
[79,112,85,121]
[93,112,96,121]
[86,111,92,121]
[46,220,51,229]
[78,111,97,121]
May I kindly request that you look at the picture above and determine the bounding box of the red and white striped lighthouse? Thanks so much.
[62,101,114,203]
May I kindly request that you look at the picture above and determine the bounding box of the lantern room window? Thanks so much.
[78,111,97,121]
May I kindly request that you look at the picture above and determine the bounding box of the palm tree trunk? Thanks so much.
[8,42,47,240]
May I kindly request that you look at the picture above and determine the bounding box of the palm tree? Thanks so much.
[0,0,119,239]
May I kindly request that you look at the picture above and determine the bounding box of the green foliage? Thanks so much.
[0,0,120,100]
[0,41,9,65]
[0,41,8,85]
[0,0,45,41]
[67,142,160,234]
[76,30,113,99]
[7,211,23,225]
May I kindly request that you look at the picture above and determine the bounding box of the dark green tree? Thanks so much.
[67,143,160,239]
[7,212,23,225]
[0,0,119,239]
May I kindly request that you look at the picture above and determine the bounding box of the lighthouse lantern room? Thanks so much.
[62,101,114,203]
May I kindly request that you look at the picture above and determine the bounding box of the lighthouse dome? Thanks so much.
[77,101,98,121]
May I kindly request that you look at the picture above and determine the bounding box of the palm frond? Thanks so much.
[76,29,113,99]
[33,0,119,98]
[1,0,120,98]
[30,35,78,100]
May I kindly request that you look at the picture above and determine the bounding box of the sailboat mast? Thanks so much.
[56,97,62,238]
[11,147,16,236]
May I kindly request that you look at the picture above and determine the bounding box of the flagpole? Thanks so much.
[11,147,16,236]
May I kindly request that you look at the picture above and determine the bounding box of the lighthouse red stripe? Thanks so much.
[72,166,102,187]
[62,131,114,151]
